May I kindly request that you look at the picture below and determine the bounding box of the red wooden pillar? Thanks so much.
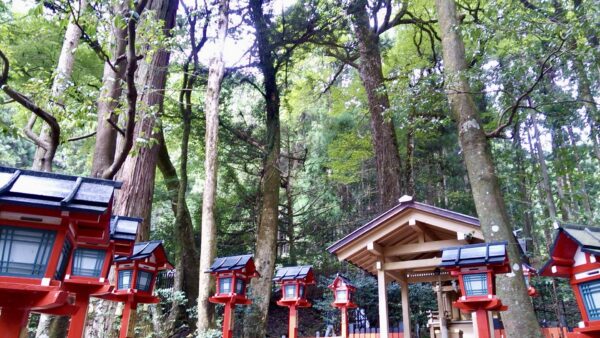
[288,305,298,338]
[473,309,491,338]
[0,308,29,338]
[67,296,90,338]
[120,302,138,338]
[341,307,348,338]
[222,302,234,338]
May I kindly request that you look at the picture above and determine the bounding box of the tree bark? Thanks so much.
[30,0,87,172]
[530,113,560,221]
[197,0,229,332]
[156,127,199,329]
[348,0,403,211]
[91,1,128,177]
[435,0,543,336]
[565,125,594,218]
[112,0,179,238]
[85,1,178,336]
[244,0,281,336]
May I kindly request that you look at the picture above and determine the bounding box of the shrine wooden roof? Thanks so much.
[327,197,484,283]
[0,166,121,214]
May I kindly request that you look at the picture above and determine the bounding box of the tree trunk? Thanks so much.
[244,1,281,336]
[34,1,87,335]
[525,123,566,329]
[530,114,560,221]
[435,0,543,336]
[91,1,128,177]
[30,0,86,172]
[549,127,573,221]
[348,0,403,211]
[113,0,179,238]
[85,1,179,336]
[565,125,594,219]
[197,0,229,332]
[156,127,199,329]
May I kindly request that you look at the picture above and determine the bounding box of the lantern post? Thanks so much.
[0,166,121,338]
[206,254,259,338]
[95,240,173,338]
[440,242,509,338]
[328,274,357,338]
[273,266,315,338]
[540,224,600,337]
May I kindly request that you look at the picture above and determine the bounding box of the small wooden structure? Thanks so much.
[96,240,173,338]
[440,242,509,338]
[274,265,315,338]
[0,166,121,337]
[207,254,259,338]
[540,224,600,337]
[329,274,358,337]
[328,196,484,337]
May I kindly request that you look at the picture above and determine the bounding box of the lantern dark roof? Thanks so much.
[334,274,354,287]
[115,240,163,261]
[0,166,121,214]
[207,254,254,273]
[328,273,355,290]
[440,241,507,268]
[539,224,600,276]
[273,265,314,282]
[110,216,141,241]
[555,224,600,255]
[114,240,173,271]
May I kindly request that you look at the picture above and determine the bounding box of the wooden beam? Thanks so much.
[412,213,484,240]
[377,263,389,337]
[385,239,468,257]
[400,273,411,337]
[409,218,425,243]
[384,257,442,271]
[367,241,383,256]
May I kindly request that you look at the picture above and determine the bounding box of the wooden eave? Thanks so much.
[328,200,484,283]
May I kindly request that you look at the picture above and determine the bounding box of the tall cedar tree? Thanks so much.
[435,0,543,336]
[197,0,230,331]
[347,0,404,211]
[244,0,282,335]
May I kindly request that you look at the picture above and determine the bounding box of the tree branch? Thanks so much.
[486,40,565,138]
[1,49,60,169]
[101,0,149,179]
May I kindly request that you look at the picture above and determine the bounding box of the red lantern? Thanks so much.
[96,240,173,338]
[540,224,600,337]
[441,242,509,338]
[207,254,259,338]
[328,274,357,337]
[274,266,315,338]
[61,216,140,338]
[0,167,121,338]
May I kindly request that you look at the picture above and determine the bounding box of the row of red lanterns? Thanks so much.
[0,166,172,338]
